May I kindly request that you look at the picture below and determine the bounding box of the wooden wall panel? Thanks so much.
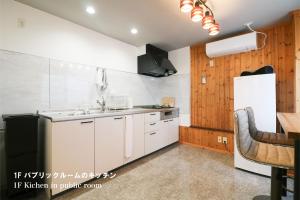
[292,10,300,112]
[190,21,295,131]
[179,126,234,154]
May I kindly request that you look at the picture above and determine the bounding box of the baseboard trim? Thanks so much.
[179,141,233,156]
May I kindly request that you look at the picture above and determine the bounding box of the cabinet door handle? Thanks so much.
[163,120,168,123]
[150,132,157,135]
[169,119,173,122]
[114,117,123,120]
[81,121,93,124]
[150,123,156,126]
[150,113,156,116]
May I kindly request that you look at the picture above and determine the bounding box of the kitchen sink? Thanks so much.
[64,109,123,116]
[39,108,131,119]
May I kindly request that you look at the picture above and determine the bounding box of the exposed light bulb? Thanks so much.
[180,0,194,13]
[209,22,220,36]
[202,11,214,30]
[191,5,203,22]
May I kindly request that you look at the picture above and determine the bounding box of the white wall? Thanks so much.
[0,0,137,73]
[169,46,190,75]
[168,47,191,126]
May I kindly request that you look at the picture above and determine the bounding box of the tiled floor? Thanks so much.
[53,144,293,200]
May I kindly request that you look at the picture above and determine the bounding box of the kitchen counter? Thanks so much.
[39,107,179,122]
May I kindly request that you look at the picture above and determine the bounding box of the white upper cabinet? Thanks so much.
[51,119,94,195]
[95,116,125,175]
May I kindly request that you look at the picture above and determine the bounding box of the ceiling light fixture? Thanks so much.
[202,11,214,29]
[131,28,138,34]
[191,2,203,22]
[180,0,220,36]
[180,0,194,13]
[86,6,95,14]
[209,22,220,36]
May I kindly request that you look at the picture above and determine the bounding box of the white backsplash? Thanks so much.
[49,59,99,110]
[49,60,159,110]
[0,50,50,128]
[0,49,190,129]
[154,74,190,114]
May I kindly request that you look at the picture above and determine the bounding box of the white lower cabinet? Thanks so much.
[144,117,179,155]
[124,114,145,164]
[160,117,179,146]
[145,129,163,154]
[168,118,179,144]
[160,119,171,147]
[50,119,95,195]
[44,111,179,197]
[95,116,125,175]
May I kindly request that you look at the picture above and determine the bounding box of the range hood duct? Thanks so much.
[138,44,177,77]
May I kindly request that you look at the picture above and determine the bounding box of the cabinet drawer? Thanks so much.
[145,112,160,123]
[145,121,159,132]
[145,131,161,155]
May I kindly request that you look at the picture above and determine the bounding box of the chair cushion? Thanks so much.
[245,107,294,147]
[247,141,294,169]
[255,131,294,146]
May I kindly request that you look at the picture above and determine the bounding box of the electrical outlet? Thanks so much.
[217,136,222,143]
[222,137,228,144]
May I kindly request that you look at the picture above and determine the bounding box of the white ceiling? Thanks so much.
[16,0,300,51]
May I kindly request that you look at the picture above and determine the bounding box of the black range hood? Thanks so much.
[138,44,177,77]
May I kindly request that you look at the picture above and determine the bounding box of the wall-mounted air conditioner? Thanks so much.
[206,32,257,58]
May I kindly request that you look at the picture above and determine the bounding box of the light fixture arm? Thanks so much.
[196,0,214,17]
[180,0,220,36]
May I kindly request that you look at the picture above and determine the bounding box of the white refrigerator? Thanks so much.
[234,73,276,176]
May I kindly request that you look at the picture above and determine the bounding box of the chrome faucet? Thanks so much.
[97,96,106,112]
[78,105,90,115]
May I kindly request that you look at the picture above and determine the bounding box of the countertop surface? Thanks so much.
[39,107,179,122]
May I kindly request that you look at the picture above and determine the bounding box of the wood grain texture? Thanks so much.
[277,112,300,139]
[179,126,234,154]
[292,10,300,112]
[191,20,296,132]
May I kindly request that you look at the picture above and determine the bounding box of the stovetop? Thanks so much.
[137,105,174,109]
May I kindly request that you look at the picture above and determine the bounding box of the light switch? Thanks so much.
[217,136,222,143]
[201,74,207,84]
[17,18,25,28]
[209,59,214,67]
